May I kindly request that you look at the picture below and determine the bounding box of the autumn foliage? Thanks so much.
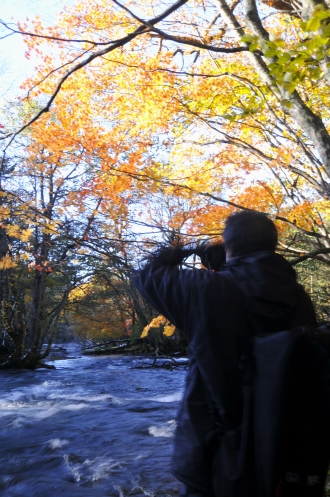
[1,0,330,365]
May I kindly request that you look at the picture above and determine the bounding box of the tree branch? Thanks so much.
[0,18,126,46]
[289,247,330,264]
[242,0,330,176]
[1,0,189,148]
[113,0,253,54]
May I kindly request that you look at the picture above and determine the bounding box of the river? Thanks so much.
[0,346,187,497]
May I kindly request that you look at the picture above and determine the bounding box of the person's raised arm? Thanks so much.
[131,246,195,330]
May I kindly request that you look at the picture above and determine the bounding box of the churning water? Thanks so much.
[0,348,186,497]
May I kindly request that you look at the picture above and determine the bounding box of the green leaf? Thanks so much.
[277,53,291,64]
[289,54,309,68]
[315,48,326,60]
[264,48,277,57]
[284,83,296,94]
[322,25,330,37]
[305,38,319,50]
[268,65,280,76]
[310,67,322,79]
[318,37,330,46]
[281,99,293,108]
[240,34,256,43]
[270,64,285,76]
[306,17,321,32]
[223,113,236,122]
[301,20,307,31]
[273,38,286,47]
[249,42,258,52]
[314,10,330,21]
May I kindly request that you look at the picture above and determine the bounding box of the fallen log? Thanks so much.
[82,338,144,351]
[131,356,189,370]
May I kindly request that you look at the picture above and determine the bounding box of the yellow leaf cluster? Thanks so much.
[0,254,16,270]
[69,282,94,301]
[163,323,176,337]
[141,314,176,338]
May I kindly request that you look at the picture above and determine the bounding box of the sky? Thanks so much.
[0,0,71,100]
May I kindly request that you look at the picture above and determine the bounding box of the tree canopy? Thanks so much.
[1,0,330,366]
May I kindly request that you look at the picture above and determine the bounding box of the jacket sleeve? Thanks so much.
[131,263,193,331]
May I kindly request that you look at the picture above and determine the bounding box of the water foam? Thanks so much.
[47,438,69,449]
[33,406,61,420]
[47,392,113,402]
[149,392,182,403]
[62,403,89,411]
[64,454,122,483]
[148,420,176,438]
[113,484,125,497]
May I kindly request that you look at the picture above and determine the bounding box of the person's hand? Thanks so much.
[196,243,226,271]
[151,246,195,267]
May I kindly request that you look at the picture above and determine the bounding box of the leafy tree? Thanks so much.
[0,132,132,367]
[1,0,330,366]
[66,269,137,344]
[0,0,329,263]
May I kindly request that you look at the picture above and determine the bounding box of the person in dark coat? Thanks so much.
[132,211,317,497]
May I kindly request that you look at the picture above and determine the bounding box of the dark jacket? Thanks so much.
[132,251,317,495]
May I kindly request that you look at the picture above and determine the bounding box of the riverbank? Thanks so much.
[47,341,189,372]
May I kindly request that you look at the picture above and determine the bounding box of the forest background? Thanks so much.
[1,0,330,369]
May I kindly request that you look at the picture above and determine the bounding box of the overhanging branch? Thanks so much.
[289,247,330,265]
[1,0,189,149]
[113,0,254,54]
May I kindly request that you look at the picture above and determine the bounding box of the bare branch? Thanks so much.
[289,247,330,265]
